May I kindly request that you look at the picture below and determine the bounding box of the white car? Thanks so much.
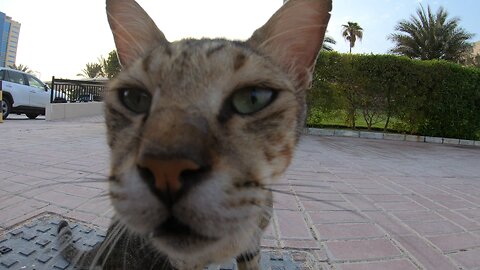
[1,67,51,119]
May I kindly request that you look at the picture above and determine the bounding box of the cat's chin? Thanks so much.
[151,232,218,253]
[150,230,251,269]
[150,216,219,251]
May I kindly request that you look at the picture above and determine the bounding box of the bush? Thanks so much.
[311,52,480,139]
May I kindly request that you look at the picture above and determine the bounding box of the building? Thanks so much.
[0,12,21,67]
[472,41,480,56]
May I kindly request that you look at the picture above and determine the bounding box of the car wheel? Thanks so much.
[1,97,11,119]
[26,113,39,119]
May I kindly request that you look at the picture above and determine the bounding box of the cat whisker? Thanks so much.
[150,252,169,270]
[236,219,266,269]
[96,221,127,269]
[123,229,131,270]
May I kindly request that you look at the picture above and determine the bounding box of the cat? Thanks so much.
[57,0,331,269]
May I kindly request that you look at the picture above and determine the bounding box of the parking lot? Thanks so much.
[1,117,480,269]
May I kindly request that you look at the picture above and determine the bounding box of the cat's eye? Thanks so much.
[119,88,152,114]
[231,87,275,115]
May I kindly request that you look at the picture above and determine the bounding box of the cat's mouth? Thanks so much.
[153,216,218,243]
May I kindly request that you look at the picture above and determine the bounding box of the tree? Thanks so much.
[77,63,104,78]
[103,50,121,78]
[78,50,121,80]
[322,33,336,51]
[341,22,363,53]
[8,64,33,74]
[389,5,474,62]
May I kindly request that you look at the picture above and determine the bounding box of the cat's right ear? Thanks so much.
[106,0,169,67]
[247,0,332,89]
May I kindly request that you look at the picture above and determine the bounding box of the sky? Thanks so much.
[0,0,478,81]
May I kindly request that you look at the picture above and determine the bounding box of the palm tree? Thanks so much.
[341,22,363,53]
[322,34,337,51]
[8,64,33,74]
[389,5,474,62]
[77,63,105,78]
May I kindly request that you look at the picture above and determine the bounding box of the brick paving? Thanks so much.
[1,116,480,269]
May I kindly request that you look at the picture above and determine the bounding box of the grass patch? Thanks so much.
[306,109,403,133]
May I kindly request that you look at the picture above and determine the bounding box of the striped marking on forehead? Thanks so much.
[142,46,172,72]
[203,40,249,71]
[206,43,226,58]
[233,53,247,71]
[141,39,252,75]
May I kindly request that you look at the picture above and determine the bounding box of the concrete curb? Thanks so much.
[305,128,480,147]
[46,102,104,121]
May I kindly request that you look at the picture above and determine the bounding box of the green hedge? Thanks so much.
[309,52,480,140]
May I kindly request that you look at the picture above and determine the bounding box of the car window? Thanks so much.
[26,75,45,90]
[0,70,5,80]
[6,70,26,85]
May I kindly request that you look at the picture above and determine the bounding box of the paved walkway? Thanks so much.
[1,117,480,269]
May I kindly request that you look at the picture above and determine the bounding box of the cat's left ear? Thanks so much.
[106,0,169,67]
[248,0,332,89]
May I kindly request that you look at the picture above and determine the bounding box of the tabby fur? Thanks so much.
[57,0,331,269]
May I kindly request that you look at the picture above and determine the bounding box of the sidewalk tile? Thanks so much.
[405,194,446,210]
[281,239,320,249]
[302,201,354,211]
[314,223,385,240]
[64,210,98,223]
[0,199,49,227]
[0,196,27,211]
[393,211,443,222]
[404,220,464,236]
[427,233,480,252]
[53,184,104,199]
[308,211,367,224]
[366,194,408,202]
[275,210,313,239]
[376,201,427,211]
[436,210,480,231]
[0,180,30,193]
[457,208,480,221]
[449,248,480,269]
[34,190,88,209]
[395,235,458,270]
[273,192,299,210]
[342,194,378,211]
[326,238,401,261]
[335,259,418,270]
[437,200,478,209]
[365,211,414,236]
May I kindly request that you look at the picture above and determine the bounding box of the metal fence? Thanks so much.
[49,77,107,103]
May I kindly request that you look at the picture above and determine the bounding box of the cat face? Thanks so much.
[105,38,299,263]
[104,0,330,267]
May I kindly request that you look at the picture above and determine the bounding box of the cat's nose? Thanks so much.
[137,157,206,207]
